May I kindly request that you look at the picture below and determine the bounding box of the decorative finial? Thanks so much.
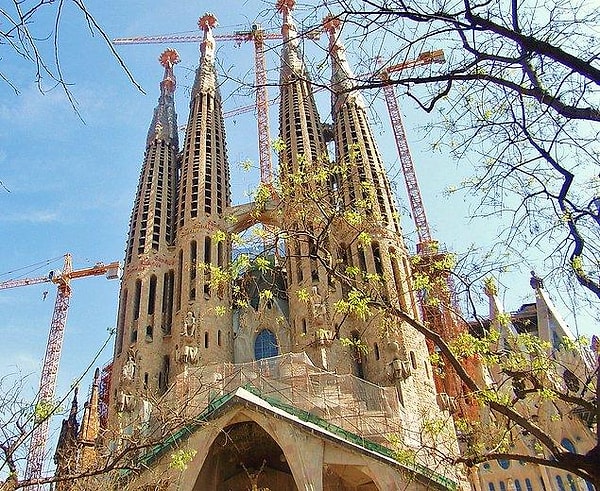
[159,48,180,69]
[322,14,341,34]
[158,49,180,93]
[198,12,218,31]
[197,13,217,60]
[276,0,295,14]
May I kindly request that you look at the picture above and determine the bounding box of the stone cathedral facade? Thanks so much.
[55,3,474,490]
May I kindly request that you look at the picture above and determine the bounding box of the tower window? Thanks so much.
[372,242,383,276]
[147,274,157,315]
[116,289,128,355]
[254,330,278,360]
[176,250,183,311]
[133,279,142,320]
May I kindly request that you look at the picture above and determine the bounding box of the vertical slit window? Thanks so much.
[116,289,127,355]
[217,241,223,267]
[147,275,157,315]
[372,242,383,276]
[358,247,367,274]
[133,280,142,320]
[176,250,183,311]
[190,241,197,301]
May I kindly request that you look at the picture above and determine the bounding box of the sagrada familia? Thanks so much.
[51,1,596,490]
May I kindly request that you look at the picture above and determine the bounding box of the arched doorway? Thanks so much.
[193,421,296,490]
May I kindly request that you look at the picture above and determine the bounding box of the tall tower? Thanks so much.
[110,49,180,422]
[172,13,232,368]
[275,0,333,365]
[53,390,79,491]
[78,369,101,471]
[321,16,439,410]
[110,13,235,423]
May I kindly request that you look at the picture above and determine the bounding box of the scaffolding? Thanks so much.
[173,353,418,449]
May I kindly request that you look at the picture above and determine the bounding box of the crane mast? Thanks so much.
[24,255,73,490]
[380,50,444,251]
[250,25,275,195]
[0,254,120,489]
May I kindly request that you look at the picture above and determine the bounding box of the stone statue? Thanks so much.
[310,286,327,321]
[181,345,199,364]
[183,311,197,337]
[119,392,134,412]
[242,460,269,491]
[122,352,136,381]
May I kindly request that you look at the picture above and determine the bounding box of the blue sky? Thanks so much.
[0,0,595,476]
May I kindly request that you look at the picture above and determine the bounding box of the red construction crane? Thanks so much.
[0,254,120,489]
[114,16,281,196]
[378,51,481,420]
[379,49,445,252]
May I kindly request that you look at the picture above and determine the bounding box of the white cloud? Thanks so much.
[0,210,60,223]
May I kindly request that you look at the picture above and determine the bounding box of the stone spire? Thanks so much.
[324,16,401,235]
[124,49,180,264]
[191,13,218,97]
[78,368,100,454]
[277,0,305,83]
[176,12,231,227]
[146,49,180,148]
[275,0,332,365]
[172,11,233,372]
[276,0,327,178]
[315,18,437,408]
[78,369,101,471]
[110,51,180,427]
[54,388,79,488]
[323,15,366,113]
[54,387,79,464]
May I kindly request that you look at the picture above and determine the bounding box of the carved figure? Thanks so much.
[122,353,136,381]
[181,345,199,364]
[242,460,269,491]
[310,286,327,321]
[530,270,544,290]
[182,311,197,337]
[119,392,134,412]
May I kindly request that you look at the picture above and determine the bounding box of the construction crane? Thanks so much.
[114,15,282,196]
[0,254,120,489]
[378,51,480,420]
[379,49,445,253]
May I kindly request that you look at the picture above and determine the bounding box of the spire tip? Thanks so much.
[198,13,218,31]
[276,0,295,14]
[323,14,341,34]
[159,48,180,69]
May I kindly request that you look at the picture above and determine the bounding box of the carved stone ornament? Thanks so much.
[122,352,136,382]
[182,311,197,337]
